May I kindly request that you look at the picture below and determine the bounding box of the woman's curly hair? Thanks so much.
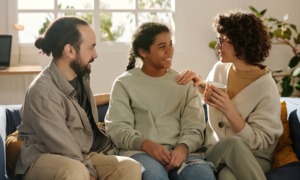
[212,10,271,68]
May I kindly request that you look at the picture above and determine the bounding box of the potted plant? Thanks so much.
[209,6,300,97]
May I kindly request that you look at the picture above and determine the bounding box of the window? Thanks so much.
[14,0,175,44]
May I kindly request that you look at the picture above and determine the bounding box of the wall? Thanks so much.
[1,0,300,104]
[0,1,7,33]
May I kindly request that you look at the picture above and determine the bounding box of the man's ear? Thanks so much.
[63,44,76,59]
[138,48,147,59]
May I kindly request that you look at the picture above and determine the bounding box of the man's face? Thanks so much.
[71,25,97,77]
[70,52,94,77]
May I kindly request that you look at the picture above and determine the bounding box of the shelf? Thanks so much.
[0,65,42,75]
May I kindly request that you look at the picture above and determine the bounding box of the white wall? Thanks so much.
[1,0,300,104]
[0,1,7,33]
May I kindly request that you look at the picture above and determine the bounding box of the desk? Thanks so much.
[0,65,42,75]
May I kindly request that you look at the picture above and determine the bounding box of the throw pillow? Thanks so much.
[289,109,300,160]
[5,130,22,177]
[271,101,299,169]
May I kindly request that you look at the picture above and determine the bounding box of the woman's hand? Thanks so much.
[165,144,188,171]
[203,85,232,113]
[177,69,202,87]
[204,85,245,133]
[141,140,171,165]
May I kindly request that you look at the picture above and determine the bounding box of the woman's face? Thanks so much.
[140,32,173,76]
[215,34,237,63]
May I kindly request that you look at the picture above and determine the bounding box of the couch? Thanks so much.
[0,104,109,180]
[1,98,299,179]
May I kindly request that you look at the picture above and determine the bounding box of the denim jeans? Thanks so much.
[131,153,216,180]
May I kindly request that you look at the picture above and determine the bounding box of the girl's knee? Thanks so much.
[180,163,216,180]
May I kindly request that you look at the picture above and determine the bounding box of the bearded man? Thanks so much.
[14,16,142,180]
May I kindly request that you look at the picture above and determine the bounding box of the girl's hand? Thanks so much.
[165,144,188,171]
[141,140,171,165]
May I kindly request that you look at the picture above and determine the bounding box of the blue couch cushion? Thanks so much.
[5,105,22,136]
[97,104,109,123]
[266,161,300,180]
[289,109,300,160]
[0,135,7,180]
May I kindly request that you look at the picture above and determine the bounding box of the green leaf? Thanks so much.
[38,18,50,35]
[249,6,264,17]
[269,32,274,39]
[295,33,300,44]
[209,41,217,49]
[292,67,300,77]
[267,17,279,22]
[282,28,292,39]
[273,29,282,38]
[290,24,298,33]
[260,9,267,16]
[249,6,259,14]
[282,76,291,84]
[281,76,294,96]
[288,54,300,68]
[281,85,294,97]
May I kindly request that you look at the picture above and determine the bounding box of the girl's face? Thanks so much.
[140,32,173,77]
[215,34,237,63]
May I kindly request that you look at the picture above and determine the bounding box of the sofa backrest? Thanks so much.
[5,105,22,136]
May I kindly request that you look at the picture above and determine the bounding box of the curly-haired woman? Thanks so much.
[177,9,283,180]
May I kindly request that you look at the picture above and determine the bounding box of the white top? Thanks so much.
[205,62,283,154]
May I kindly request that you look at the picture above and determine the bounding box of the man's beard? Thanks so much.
[70,55,93,77]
